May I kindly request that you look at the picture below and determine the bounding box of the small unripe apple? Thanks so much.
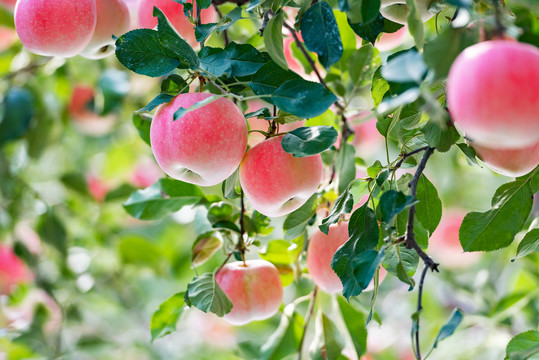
[15,0,97,57]
[472,140,539,178]
[215,259,283,325]
[138,0,216,47]
[239,135,323,217]
[447,40,539,148]
[150,92,248,186]
[379,0,435,25]
[80,0,131,59]
[0,244,33,295]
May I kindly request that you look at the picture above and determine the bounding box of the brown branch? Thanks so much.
[413,264,430,360]
[394,146,430,171]
[212,0,249,5]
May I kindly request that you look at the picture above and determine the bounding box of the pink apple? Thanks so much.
[348,112,384,157]
[239,135,323,217]
[447,40,539,148]
[376,26,408,52]
[0,0,16,11]
[284,36,305,75]
[379,0,435,25]
[130,158,164,188]
[68,85,116,136]
[138,0,216,47]
[472,140,539,177]
[215,259,283,325]
[15,0,97,57]
[150,92,247,186]
[429,212,481,268]
[80,0,131,59]
[87,174,109,202]
[0,26,17,52]
[0,244,33,295]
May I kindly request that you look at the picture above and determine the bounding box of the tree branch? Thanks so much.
[297,287,318,360]
[413,264,430,360]
[394,146,430,171]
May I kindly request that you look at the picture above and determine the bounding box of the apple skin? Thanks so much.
[239,135,323,217]
[0,244,33,295]
[376,26,408,52]
[138,0,216,47]
[215,259,283,326]
[150,92,247,187]
[15,0,97,57]
[379,0,435,25]
[80,0,131,59]
[472,140,539,177]
[447,40,539,149]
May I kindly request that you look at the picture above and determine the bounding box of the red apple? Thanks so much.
[447,40,539,148]
[138,0,216,47]
[68,85,116,136]
[215,259,283,325]
[80,0,131,59]
[15,0,97,57]
[239,135,323,217]
[379,0,435,25]
[0,244,33,295]
[472,140,539,177]
[0,0,16,11]
[0,26,17,52]
[87,174,109,202]
[376,26,408,52]
[150,92,247,186]
[429,212,481,268]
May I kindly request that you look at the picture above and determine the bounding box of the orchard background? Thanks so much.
[0,0,538,359]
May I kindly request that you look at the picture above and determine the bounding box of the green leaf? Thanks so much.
[423,27,479,80]
[331,205,381,300]
[460,173,535,252]
[336,143,357,194]
[505,330,539,360]
[347,0,381,24]
[456,143,481,167]
[118,235,162,266]
[138,93,174,113]
[123,178,204,220]
[348,44,380,87]
[198,46,231,77]
[221,169,240,200]
[348,14,385,45]
[406,0,424,50]
[60,173,90,197]
[226,42,267,77]
[283,194,318,240]
[421,121,460,153]
[336,297,367,358]
[115,29,182,77]
[249,61,300,97]
[281,126,338,157]
[379,190,418,224]
[186,273,233,317]
[415,175,442,235]
[300,1,343,68]
[371,67,389,107]
[173,94,220,120]
[264,11,288,70]
[260,304,305,360]
[382,244,419,287]
[513,229,539,261]
[309,312,345,360]
[37,211,67,256]
[431,309,464,349]
[133,113,152,146]
[191,234,222,266]
[259,239,302,265]
[381,49,427,83]
[150,292,186,342]
[0,88,34,145]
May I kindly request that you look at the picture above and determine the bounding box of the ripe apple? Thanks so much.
[0,26,17,52]
[0,0,16,11]
[80,0,131,59]
[130,158,164,188]
[138,0,216,47]
[447,40,539,148]
[379,0,435,25]
[68,85,116,136]
[150,92,247,186]
[376,26,408,52]
[87,174,109,202]
[239,135,323,217]
[215,259,283,325]
[472,140,539,177]
[429,212,481,269]
[15,0,97,57]
[0,244,33,295]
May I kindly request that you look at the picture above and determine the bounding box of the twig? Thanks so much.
[413,264,430,360]
[297,287,318,360]
[260,10,271,35]
[2,58,52,80]
[491,0,505,37]
[213,3,230,46]
[212,0,249,5]
[394,146,429,170]
[238,188,246,265]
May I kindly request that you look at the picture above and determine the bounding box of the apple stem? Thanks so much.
[297,287,318,360]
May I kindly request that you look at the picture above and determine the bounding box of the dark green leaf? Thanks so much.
[301,2,343,68]
[379,190,418,223]
[513,229,539,261]
[415,175,442,235]
[337,143,357,194]
[195,23,218,43]
[282,126,338,157]
[432,309,463,348]
[249,61,301,97]
[264,11,288,70]
[186,273,233,317]
[0,88,34,145]
[383,244,419,287]
[37,211,67,255]
[348,14,385,45]
[123,178,204,220]
[421,121,460,153]
[445,0,472,8]
[150,292,185,342]
[456,143,481,167]
[133,113,152,146]
[60,173,89,196]
[138,94,174,112]
[226,42,267,77]
[199,46,231,77]
[283,194,318,240]
[347,0,381,24]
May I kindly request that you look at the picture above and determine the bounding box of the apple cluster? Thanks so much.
[447,40,539,177]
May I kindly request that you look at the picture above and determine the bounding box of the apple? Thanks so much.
[239,135,323,217]
[80,0,131,59]
[130,158,164,188]
[150,92,247,186]
[472,140,539,177]
[379,0,435,25]
[376,26,408,52]
[87,174,109,202]
[447,40,539,148]
[68,85,116,136]
[138,0,216,47]
[215,259,283,325]
[429,212,481,269]
[348,112,384,158]
[0,0,16,11]
[15,0,97,57]
[0,26,17,52]
[0,244,33,295]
